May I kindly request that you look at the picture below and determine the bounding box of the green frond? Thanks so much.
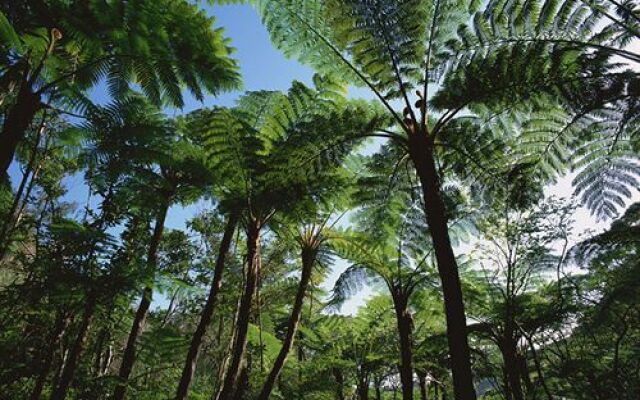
[0,10,22,51]
[573,156,640,220]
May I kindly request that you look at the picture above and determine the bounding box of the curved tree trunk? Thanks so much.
[232,364,250,400]
[257,246,316,400]
[393,297,414,400]
[31,312,69,400]
[0,115,43,248]
[417,371,428,400]
[499,338,524,400]
[0,83,41,178]
[113,203,168,400]
[357,374,370,400]
[523,333,553,400]
[333,368,345,400]
[215,218,261,400]
[408,130,476,400]
[374,379,382,400]
[213,296,242,398]
[50,293,97,400]
[175,212,238,400]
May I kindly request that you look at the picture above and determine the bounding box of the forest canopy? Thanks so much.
[0,1,639,400]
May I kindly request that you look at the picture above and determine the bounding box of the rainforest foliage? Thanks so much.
[0,0,639,399]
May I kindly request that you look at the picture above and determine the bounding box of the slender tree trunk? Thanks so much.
[518,353,533,394]
[257,271,264,372]
[93,299,115,378]
[0,132,36,241]
[297,344,304,400]
[257,246,316,400]
[499,337,524,400]
[213,296,242,398]
[175,212,238,400]
[333,368,345,400]
[50,294,97,400]
[394,298,414,400]
[232,364,249,400]
[357,374,370,400]
[0,122,45,262]
[215,218,261,400]
[408,130,476,400]
[0,83,41,178]
[113,203,168,400]
[374,379,382,400]
[418,372,428,400]
[523,333,553,400]
[31,313,69,400]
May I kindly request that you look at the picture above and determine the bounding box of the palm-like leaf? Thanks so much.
[194,75,390,217]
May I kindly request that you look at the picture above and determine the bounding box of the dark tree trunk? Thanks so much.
[407,130,476,400]
[0,83,41,178]
[518,353,533,394]
[297,344,304,400]
[499,338,524,400]
[113,203,168,400]
[332,368,345,400]
[232,364,249,400]
[175,212,238,400]
[417,371,428,400]
[50,294,97,400]
[524,333,553,400]
[393,296,414,400]
[214,297,241,396]
[215,219,261,400]
[357,374,370,400]
[31,313,69,400]
[0,116,45,264]
[257,246,316,400]
[374,380,382,400]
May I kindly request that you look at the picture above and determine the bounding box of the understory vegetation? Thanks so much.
[0,0,639,399]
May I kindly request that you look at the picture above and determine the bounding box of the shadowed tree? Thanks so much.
[256,210,343,400]
[180,75,390,400]
[249,2,619,396]
[0,1,239,178]
[329,222,438,400]
[113,113,214,400]
[470,197,574,400]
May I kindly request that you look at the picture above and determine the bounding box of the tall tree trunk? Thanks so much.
[499,338,524,400]
[417,371,428,400]
[213,296,242,398]
[31,313,69,400]
[374,379,382,400]
[357,374,370,400]
[523,333,553,400]
[257,246,316,400]
[0,119,39,239]
[257,271,264,372]
[232,364,249,400]
[333,368,345,400]
[50,294,97,400]
[175,212,238,400]
[408,131,475,400]
[0,83,41,178]
[0,119,45,263]
[297,344,304,400]
[215,218,261,400]
[113,203,169,400]
[394,298,414,400]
